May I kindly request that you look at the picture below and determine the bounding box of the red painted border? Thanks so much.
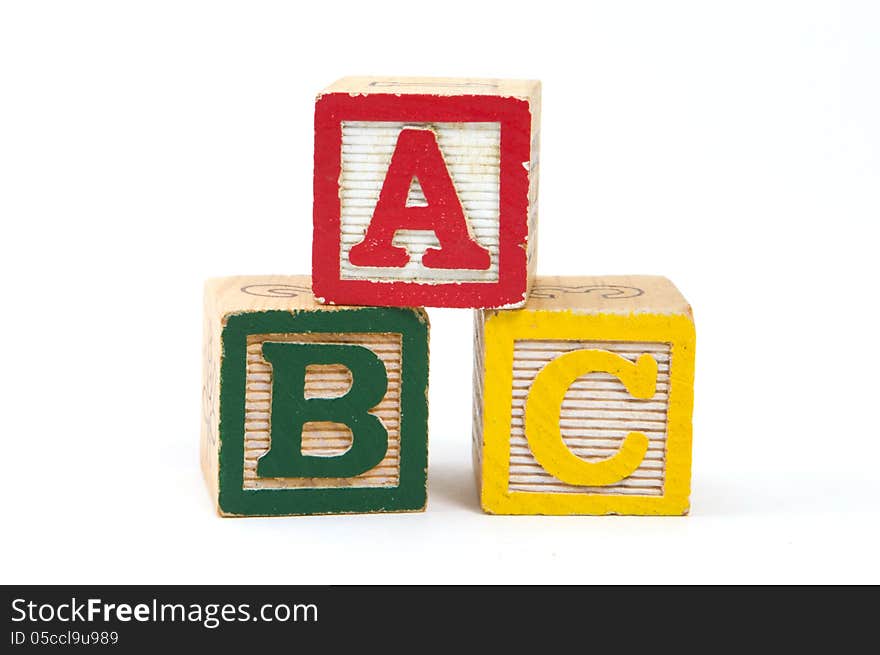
[313,93,532,308]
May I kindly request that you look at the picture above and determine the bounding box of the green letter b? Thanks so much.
[256,342,389,478]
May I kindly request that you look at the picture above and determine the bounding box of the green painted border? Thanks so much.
[217,308,429,516]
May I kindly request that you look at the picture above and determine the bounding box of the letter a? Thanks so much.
[348,127,491,270]
[257,342,389,478]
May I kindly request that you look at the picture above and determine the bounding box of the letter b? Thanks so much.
[257,342,389,478]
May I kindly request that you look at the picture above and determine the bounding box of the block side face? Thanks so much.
[524,85,540,301]
[529,81,542,144]
[471,311,487,499]
[313,93,533,309]
[200,290,222,509]
[321,76,541,100]
[478,309,695,516]
[216,307,429,516]
[527,275,690,315]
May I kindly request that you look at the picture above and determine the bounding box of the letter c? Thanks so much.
[524,349,658,486]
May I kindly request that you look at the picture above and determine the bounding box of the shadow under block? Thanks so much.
[201,276,429,516]
[312,76,541,309]
[472,276,696,515]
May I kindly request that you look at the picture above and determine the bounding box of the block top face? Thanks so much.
[204,275,429,322]
[521,276,692,317]
[320,76,541,100]
[205,275,320,315]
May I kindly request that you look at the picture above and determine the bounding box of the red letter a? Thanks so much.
[348,128,491,270]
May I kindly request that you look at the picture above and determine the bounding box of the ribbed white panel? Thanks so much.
[243,333,401,489]
[339,121,501,283]
[509,340,671,496]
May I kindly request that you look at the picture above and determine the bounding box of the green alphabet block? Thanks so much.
[201,276,429,516]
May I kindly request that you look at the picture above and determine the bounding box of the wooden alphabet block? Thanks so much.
[312,76,541,309]
[201,276,429,516]
[473,276,696,515]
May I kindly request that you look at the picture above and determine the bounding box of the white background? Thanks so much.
[1,1,878,584]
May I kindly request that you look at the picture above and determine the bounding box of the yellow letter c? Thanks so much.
[524,349,658,487]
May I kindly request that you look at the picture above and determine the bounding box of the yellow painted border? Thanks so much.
[479,310,696,515]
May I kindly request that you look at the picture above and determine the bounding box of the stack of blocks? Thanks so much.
[201,77,696,517]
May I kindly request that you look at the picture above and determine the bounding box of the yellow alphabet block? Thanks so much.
[472,276,696,515]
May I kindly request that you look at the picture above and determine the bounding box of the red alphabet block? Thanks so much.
[313,77,541,309]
